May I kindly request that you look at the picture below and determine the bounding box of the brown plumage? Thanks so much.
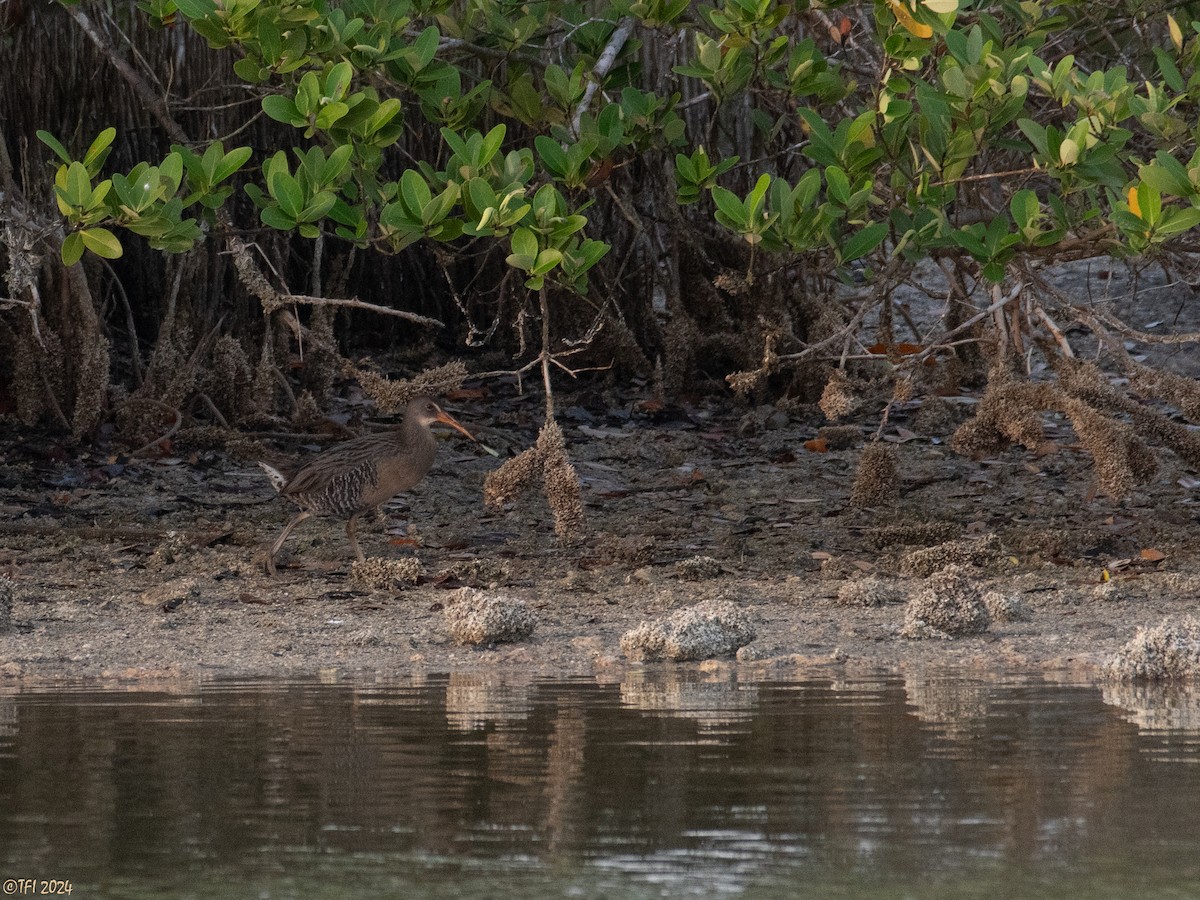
[259,396,474,574]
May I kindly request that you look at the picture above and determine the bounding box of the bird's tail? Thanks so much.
[258,461,288,494]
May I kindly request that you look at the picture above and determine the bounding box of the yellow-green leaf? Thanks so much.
[922,0,958,14]
[79,228,124,260]
[61,233,85,266]
[1058,138,1079,166]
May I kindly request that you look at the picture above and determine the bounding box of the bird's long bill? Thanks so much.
[435,408,477,442]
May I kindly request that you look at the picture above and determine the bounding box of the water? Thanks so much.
[1,672,1198,899]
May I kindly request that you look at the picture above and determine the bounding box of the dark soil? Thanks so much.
[3,380,1199,684]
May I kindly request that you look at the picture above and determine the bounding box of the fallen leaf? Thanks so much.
[389,537,421,547]
[883,427,919,443]
[804,438,829,452]
[1139,548,1167,562]
[811,551,833,560]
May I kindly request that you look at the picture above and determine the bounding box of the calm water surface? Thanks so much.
[1,672,1198,899]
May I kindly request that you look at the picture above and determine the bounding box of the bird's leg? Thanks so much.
[346,514,365,563]
[266,509,314,575]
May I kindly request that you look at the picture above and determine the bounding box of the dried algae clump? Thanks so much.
[350,558,422,590]
[950,371,1054,458]
[0,576,14,632]
[952,360,1160,499]
[484,446,540,508]
[835,577,906,607]
[1129,365,1200,423]
[484,417,585,541]
[819,370,859,420]
[901,564,991,639]
[900,533,1002,577]
[867,521,958,550]
[1060,397,1157,499]
[435,558,508,587]
[203,334,254,424]
[539,418,585,540]
[349,360,469,413]
[676,556,722,581]
[983,590,1031,623]
[912,397,963,437]
[1104,618,1200,682]
[817,425,861,450]
[72,335,110,440]
[849,442,897,507]
[445,589,536,646]
[620,599,756,662]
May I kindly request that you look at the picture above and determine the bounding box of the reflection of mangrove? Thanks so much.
[0,695,15,740]
[903,674,996,739]
[1102,681,1200,734]
[443,672,533,732]
[2,676,1195,879]
[618,669,757,730]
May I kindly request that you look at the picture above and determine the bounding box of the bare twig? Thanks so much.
[572,16,636,136]
[62,6,189,144]
[1033,306,1075,357]
[225,236,444,326]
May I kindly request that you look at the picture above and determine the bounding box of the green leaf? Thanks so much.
[36,131,72,165]
[325,61,353,101]
[1154,47,1185,93]
[63,161,92,208]
[213,146,253,184]
[531,248,563,275]
[269,170,305,218]
[535,136,568,175]
[159,152,184,193]
[261,206,297,230]
[711,186,747,226]
[82,128,116,172]
[233,57,267,83]
[842,222,888,262]
[825,166,850,206]
[79,227,123,259]
[321,144,353,185]
[315,100,350,130]
[510,227,539,260]
[399,169,432,217]
[1016,119,1048,157]
[1140,153,1193,198]
[263,95,302,125]
[61,233,85,266]
[173,0,217,17]
[1157,208,1200,235]
[1009,190,1039,230]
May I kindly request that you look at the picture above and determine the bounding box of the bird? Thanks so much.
[259,396,476,575]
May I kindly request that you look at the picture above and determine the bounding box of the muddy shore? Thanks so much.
[2,388,1198,685]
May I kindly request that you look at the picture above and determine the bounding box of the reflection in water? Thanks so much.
[1103,681,1200,732]
[443,672,534,731]
[903,672,996,737]
[618,668,758,732]
[0,673,1198,899]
